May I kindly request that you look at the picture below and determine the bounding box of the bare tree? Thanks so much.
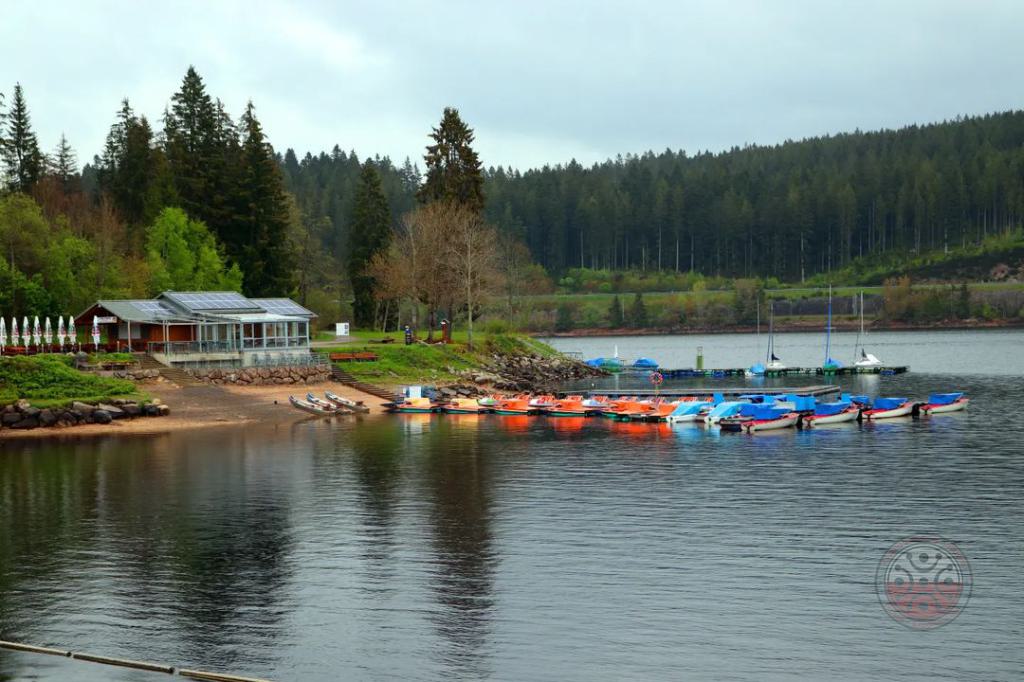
[445,202,499,349]
[369,202,497,347]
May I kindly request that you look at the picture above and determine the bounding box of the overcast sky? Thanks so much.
[4,0,1023,171]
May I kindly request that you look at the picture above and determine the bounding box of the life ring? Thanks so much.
[649,371,664,385]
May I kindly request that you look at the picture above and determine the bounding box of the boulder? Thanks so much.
[38,409,57,427]
[2,412,21,426]
[72,401,96,414]
[92,410,113,424]
[22,406,41,419]
[122,404,142,418]
[97,403,126,419]
[11,417,39,429]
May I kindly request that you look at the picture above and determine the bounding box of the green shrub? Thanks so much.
[482,318,511,335]
[0,355,136,406]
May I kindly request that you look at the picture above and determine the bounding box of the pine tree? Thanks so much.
[51,133,78,192]
[348,160,392,328]
[418,107,484,213]
[2,83,44,193]
[608,294,624,328]
[237,101,295,296]
[163,67,221,225]
[629,292,648,328]
[98,100,172,228]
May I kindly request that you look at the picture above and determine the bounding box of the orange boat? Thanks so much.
[442,398,491,414]
[546,395,598,417]
[494,395,534,415]
[600,399,655,420]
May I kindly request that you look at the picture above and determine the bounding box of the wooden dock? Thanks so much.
[573,384,842,399]
[659,366,908,379]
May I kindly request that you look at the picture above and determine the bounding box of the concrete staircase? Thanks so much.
[330,366,402,402]
[134,353,200,386]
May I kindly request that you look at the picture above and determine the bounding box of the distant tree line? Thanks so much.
[479,111,1024,281]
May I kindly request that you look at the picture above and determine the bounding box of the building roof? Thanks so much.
[79,292,317,323]
[160,291,265,314]
[88,300,195,323]
[250,298,317,318]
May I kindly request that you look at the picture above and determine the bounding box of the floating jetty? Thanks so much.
[568,384,842,399]
[657,366,908,379]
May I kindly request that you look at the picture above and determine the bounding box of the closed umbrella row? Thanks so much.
[0,315,90,355]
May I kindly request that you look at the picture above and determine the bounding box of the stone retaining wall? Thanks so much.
[112,368,163,381]
[187,365,332,386]
[0,398,169,432]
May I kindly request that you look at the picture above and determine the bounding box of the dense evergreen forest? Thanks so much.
[479,112,1024,280]
[3,64,1024,326]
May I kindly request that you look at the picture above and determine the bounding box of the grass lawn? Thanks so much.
[320,332,557,386]
[0,355,144,408]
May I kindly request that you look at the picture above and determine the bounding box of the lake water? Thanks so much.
[1,330,1023,681]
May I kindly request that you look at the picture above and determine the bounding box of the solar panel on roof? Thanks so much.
[251,299,312,316]
[168,292,257,311]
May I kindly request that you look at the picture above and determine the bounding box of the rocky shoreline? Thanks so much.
[435,352,605,398]
[187,364,332,385]
[0,398,170,432]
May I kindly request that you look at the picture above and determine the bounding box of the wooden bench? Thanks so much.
[329,352,379,362]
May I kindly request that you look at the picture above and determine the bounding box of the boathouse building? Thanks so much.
[78,291,316,366]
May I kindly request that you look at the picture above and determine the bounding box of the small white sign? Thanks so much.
[335,322,350,337]
[95,316,117,324]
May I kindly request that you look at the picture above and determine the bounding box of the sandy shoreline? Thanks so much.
[0,382,389,441]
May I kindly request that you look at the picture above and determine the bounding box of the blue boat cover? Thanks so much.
[670,402,707,416]
[632,357,659,369]
[739,404,790,419]
[814,402,849,416]
[874,397,908,411]
[850,395,870,405]
[790,395,816,411]
[748,363,766,375]
[708,401,743,418]
[928,392,963,405]
[584,357,604,367]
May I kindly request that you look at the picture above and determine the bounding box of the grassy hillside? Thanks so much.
[0,356,140,407]
[321,332,558,386]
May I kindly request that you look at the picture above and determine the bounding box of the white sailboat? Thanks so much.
[765,301,786,371]
[853,291,884,369]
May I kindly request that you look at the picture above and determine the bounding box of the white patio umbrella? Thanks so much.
[33,316,42,349]
[44,317,53,347]
[22,317,29,348]
[57,316,66,349]
[68,316,77,348]
[11,317,19,347]
[0,317,6,353]
[91,315,101,349]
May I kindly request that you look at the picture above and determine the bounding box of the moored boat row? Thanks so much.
[381,390,969,432]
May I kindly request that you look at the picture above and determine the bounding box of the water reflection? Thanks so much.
[420,419,496,679]
[0,429,295,676]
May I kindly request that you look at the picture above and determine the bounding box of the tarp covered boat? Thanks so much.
[862,396,915,420]
[720,404,799,432]
[920,392,969,414]
[800,400,860,427]
[666,401,711,423]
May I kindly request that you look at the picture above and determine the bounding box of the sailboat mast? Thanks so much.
[824,284,832,365]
